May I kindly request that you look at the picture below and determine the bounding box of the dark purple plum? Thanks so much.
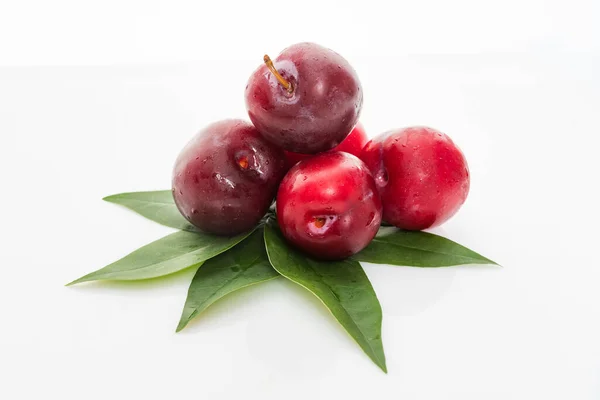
[245,42,363,154]
[172,119,286,235]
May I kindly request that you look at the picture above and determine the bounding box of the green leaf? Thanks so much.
[67,229,254,285]
[353,226,497,267]
[176,229,280,332]
[263,221,387,373]
[103,190,198,232]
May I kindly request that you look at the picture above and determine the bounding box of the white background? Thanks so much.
[1,1,599,399]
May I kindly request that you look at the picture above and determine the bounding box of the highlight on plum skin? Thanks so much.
[276,152,382,260]
[360,126,470,231]
[245,42,363,154]
[172,119,286,236]
[284,122,368,170]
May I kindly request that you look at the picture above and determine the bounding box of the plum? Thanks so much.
[360,126,470,230]
[245,42,363,154]
[284,122,368,169]
[276,152,382,260]
[172,119,286,235]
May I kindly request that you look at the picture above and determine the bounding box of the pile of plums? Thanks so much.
[172,43,470,260]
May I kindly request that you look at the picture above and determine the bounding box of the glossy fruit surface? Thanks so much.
[245,42,363,154]
[284,122,368,169]
[172,119,286,235]
[276,152,382,260]
[360,126,470,230]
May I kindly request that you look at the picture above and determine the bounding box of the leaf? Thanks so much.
[176,229,280,332]
[263,221,387,373]
[353,226,497,267]
[67,229,254,285]
[103,190,198,232]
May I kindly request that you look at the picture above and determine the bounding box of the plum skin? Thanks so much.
[284,122,368,169]
[245,42,363,154]
[276,152,382,260]
[360,126,470,231]
[172,119,286,235]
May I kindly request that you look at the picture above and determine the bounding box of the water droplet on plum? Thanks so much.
[374,169,389,187]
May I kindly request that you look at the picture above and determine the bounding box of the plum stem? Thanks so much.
[263,54,293,93]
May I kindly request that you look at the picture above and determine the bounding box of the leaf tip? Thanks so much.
[66,273,96,286]
[65,278,82,286]
[175,321,187,333]
[373,356,388,373]
[102,194,118,202]
[481,257,500,267]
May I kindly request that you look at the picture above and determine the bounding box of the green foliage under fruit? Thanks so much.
[68,191,497,372]
[264,221,387,372]
[176,229,279,332]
